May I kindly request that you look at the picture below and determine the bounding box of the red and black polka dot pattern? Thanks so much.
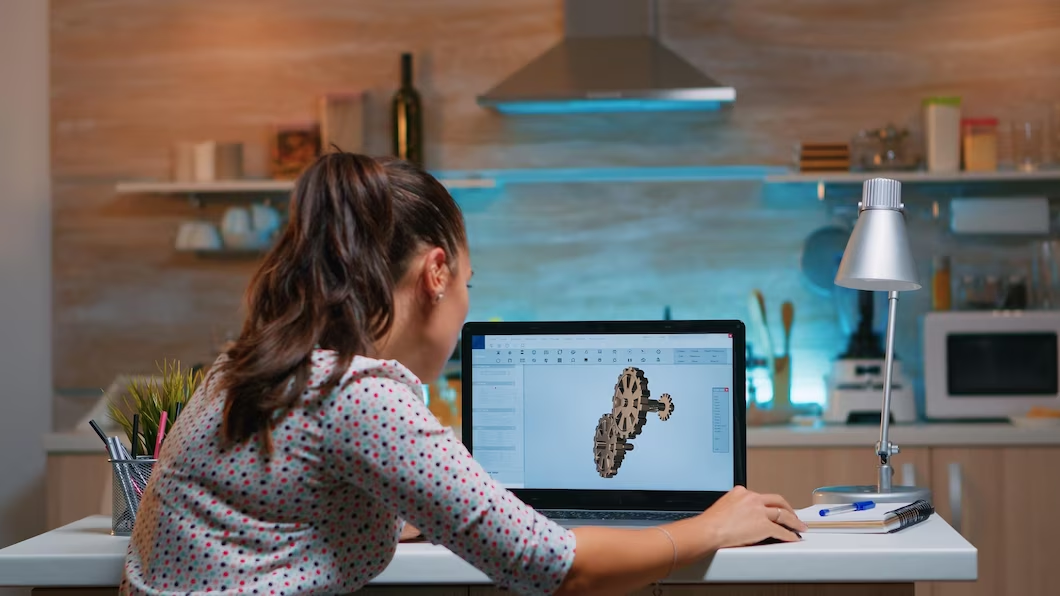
[120,351,576,595]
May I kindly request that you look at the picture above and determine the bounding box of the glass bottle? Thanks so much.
[391,53,423,166]
[932,256,951,310]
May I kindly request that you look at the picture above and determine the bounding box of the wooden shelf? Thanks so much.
[117,167,1060,196]
[765,169,1060,185]
[176,247,269,259]
[114,165,789,196]
[116,177,495,194]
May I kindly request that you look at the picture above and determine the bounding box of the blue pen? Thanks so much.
[819,500,875,516]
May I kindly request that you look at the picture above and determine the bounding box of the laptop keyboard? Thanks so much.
[542,509,697,521]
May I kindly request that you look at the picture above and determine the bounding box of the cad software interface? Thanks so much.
[469,332,736,492]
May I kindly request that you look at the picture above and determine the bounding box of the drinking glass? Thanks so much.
[1012,120,1046,172]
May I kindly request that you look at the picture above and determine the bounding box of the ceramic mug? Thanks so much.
[176,221,221,251]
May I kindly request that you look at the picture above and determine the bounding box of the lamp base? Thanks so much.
[813,484,932,505]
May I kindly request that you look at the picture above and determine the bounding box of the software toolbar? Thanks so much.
[471,347,732,366]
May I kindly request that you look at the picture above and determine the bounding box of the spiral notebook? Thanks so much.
[795,500,935,534]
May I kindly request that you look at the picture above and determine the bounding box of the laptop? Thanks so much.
[460,320,746,528]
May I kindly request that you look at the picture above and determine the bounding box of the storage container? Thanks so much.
[923,96,962,172]
[961,117,998,171]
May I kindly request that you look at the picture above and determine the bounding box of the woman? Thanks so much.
[121,153,806,596]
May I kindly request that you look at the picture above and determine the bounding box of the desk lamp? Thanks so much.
[813,178,932,505]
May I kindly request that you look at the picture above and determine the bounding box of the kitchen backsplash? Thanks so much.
[50,0,1060,417]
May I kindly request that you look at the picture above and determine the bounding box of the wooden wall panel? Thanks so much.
[51,0,1060,393]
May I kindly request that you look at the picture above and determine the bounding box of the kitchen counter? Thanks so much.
[43,421,1060,454]
[0,515,976,590]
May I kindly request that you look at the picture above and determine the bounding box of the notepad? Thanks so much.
[795,500,935,534]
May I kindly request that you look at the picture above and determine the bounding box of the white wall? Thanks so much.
[0,0,53,561]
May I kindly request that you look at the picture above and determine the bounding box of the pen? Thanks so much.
[88,419,109,447]
[819,500,875,516]
[153,411,168,459]
[174,402,183,421]
[107,436,140,513]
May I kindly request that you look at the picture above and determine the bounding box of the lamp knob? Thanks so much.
[860,178,903,211]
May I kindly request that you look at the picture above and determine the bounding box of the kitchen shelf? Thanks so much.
[114,165,789,197]
[765,169,1060,185]
[177,247,270,259]
[116,177,495,194]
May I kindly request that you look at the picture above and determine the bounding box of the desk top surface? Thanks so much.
[0,514,976,587]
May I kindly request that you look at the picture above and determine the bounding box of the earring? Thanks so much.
[434,292,445,303]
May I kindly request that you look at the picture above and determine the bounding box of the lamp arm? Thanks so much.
[877,290,901,491]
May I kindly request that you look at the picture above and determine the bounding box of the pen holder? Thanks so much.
[109,458,156,536]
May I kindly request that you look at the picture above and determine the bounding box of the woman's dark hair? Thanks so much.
[217,153,466,454]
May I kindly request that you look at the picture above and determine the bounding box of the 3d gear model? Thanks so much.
[592,414,633,478]
[593,366,676,478]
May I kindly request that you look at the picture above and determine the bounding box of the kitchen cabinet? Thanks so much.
[43,429,1060,594]
[472,585,913,595]
[46,454,111,530]
[927,447,1060,596]
[747,447,933,508]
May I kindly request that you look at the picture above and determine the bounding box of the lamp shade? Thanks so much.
[835,178,922,292]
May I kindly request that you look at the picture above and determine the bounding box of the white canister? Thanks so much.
[193,141,216,182]
[923,97,962,173]
[172,142,195,182]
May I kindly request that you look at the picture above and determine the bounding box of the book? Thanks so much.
[795,500,935,534]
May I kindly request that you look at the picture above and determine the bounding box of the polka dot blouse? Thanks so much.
[121,350,576,595]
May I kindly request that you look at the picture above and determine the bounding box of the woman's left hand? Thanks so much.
[399,522,423,543]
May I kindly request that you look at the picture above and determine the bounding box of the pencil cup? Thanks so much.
[109,458,156,536]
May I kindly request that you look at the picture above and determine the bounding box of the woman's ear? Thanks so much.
[421,247,450,303]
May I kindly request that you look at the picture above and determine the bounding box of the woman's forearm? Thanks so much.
[556,517,717,596]
[553,487,806,596]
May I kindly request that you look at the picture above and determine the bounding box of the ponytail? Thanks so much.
[218,153,465,454]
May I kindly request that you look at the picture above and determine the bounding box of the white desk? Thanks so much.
[0,514,975,595]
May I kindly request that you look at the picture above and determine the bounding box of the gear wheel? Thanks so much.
[611,367,650,439]
[657,393,674,421]
[593,414,633,478]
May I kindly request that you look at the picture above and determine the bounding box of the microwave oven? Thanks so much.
[923,311,1060,420]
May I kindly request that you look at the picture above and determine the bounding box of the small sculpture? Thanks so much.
[593,366,675,477]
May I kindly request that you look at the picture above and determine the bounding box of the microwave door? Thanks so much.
[947,332,1059,397]
[924,311,1060,420]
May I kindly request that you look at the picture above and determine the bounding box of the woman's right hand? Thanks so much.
[698,485,807,548]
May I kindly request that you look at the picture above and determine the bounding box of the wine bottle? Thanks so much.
[391,52,423,166]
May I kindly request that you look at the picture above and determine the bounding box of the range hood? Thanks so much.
[477,0,735,115]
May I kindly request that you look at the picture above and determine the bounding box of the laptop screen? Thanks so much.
[466,330,737,494]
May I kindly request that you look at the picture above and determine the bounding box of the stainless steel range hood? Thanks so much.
[477,0,735,115]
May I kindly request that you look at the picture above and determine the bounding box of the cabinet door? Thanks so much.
[931,447,1060,596]
[928,448,1003,596]
[747,447,933,509]
[45,454,111,530]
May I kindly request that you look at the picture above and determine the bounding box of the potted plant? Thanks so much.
[108,359,203,457]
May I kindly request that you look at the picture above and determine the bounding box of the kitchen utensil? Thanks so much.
[800,224,850,296]
[1031,240,1060,308]
[781,301,794,356]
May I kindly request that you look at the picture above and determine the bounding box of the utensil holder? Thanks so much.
[109,458,156,536]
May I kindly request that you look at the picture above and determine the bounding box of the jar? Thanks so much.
[923,97,962,172]
[961,117,998,172]
[932,255,951,310]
